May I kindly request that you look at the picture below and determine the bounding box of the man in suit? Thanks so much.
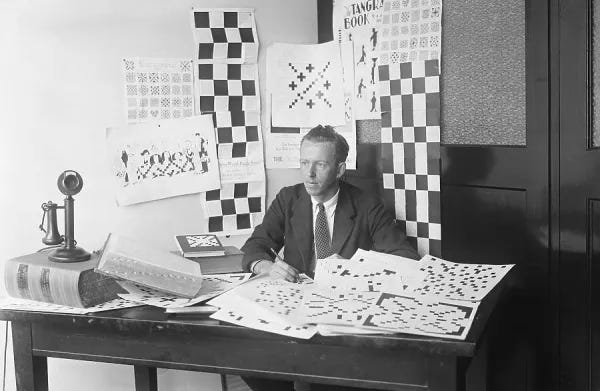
[242,124,418,281]
[240,125,418,391]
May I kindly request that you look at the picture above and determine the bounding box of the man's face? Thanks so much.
[299,139,345,202]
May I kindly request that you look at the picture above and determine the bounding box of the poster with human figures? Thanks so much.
[333,0,384,120]
[106,115,220,206]
[267,41,345,128]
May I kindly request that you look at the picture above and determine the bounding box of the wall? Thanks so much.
[0,0,316,389]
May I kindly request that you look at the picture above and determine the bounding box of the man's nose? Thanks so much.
[307,164,316,177]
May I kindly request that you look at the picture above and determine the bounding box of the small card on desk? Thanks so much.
[174,234,225,257]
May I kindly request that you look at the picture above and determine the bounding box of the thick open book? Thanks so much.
[96,233,202,298]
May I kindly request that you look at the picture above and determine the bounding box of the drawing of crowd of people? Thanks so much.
[115,132,211,187]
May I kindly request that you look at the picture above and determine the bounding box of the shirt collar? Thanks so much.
[311,188,339,213]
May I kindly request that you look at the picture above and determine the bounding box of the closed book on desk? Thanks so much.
[3,252,124,308]
[174,234,225,257]
[185,246,244,274]
[96,233,203,298]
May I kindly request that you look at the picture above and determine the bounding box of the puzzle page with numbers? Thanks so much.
[412,255,514,301]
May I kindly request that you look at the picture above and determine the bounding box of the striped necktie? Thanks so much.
[314,203,333,259]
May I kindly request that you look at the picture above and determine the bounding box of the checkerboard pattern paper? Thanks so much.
[379,59,441,257]
[378,0,442,65]
[195,63,260,113]
[202,182,265,234]
[212,110,261,159]
[192,9,259,64]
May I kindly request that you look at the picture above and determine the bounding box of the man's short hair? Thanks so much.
[301,125,349,164]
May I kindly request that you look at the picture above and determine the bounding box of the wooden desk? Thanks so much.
[1,285,503,391]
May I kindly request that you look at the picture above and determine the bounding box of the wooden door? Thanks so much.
[557,0,600,390]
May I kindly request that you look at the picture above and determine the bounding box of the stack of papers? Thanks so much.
[206,250,513,340]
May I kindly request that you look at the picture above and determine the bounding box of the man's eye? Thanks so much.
[317,162,327,169]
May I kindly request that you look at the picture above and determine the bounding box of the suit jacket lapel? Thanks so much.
[290,188,313,271]
[332,184,356,254]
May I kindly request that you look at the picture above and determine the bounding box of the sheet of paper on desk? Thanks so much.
[118,273,252,309]
[210,306,317,339]
[0,297,142,314]
[314,250,425,294]
[315,324,395,336]
[363,293,479,340]
[412,255,515,301]
[208,274,313,325]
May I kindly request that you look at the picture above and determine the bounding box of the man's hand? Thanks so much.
[254,259,299,282]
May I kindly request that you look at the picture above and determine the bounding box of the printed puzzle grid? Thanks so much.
[378,0,442,65]
[123,58,194,123]
[212,110,262,159]
[378,59,441,257]
[195,63,260,114]
[202,182,265,234]
[192,9,259,64]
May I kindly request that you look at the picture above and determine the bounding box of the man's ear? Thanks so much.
[336,162,346,179]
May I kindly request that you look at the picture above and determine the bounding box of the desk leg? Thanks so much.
[134,365,158,391]
[11,321,48,391]
[428,356,470,391]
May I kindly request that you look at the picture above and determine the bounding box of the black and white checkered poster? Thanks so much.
[202,182,265,235]
[195,63,260,113]
[378,59,441,257]
[191,8,259,64]
[212,110,265,184]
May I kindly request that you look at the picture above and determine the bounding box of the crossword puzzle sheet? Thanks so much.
[122,58,194,123]
[195,63,260,114]
[314,249,425,294]
[208,275,317,339]
[412,255,515,301]
[267,41,346,127]
[363,293,478,340]
[118,273,251,308]
[191,8,259,64]
[378,0,442,66]
[201,181,265,235]
[379,59,441,257]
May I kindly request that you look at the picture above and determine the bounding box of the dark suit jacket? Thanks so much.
[241,182,419,272]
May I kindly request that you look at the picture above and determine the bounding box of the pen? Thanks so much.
[269,248,284,263]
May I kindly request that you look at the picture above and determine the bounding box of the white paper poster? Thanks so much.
[268,41,345,128]
[378,0,442,65]
[191,8,259,64]
[213,110,265,183]
[106,115,220,206]
[122,58,194,123]
[333,0,384,120]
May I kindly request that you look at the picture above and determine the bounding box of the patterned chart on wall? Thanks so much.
[379,59,441,257]
[195,63,260,113]
[191,8,259,64]
[122,58,194,123]
[201,182,264,235]
[378,0,442,66]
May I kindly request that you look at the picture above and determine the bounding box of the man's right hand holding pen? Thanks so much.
[251,248,299,282]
